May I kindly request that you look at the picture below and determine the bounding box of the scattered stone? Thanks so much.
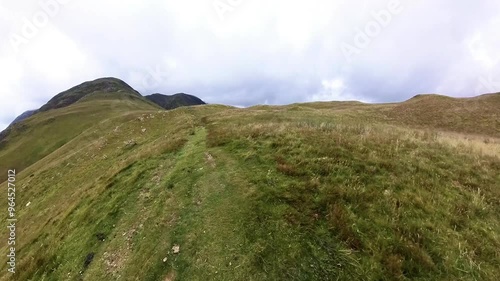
[172,245,180,254]
[152,175,161,184]
[96,233,106,242]
[141,128,147,133]
[83,252,95,268]
[102,251,124,276]
[26,201,31,207]
[163,257,168,263]
[124,139,137,148]
[205,152,216,168]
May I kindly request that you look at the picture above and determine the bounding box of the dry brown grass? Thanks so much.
[385,93,500,137]
[436,132,500,158]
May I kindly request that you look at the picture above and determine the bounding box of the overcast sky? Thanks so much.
[1,0,499,130]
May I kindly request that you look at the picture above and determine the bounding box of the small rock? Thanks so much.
[26,201,31,207]
[141,128,146,133]
[124,139,137,147]
[163,257,168,263]
[172,245,180,254]
[96,233,106,241]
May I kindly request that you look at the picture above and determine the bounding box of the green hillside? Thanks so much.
[0,91,161,183]
[38,77,143,112]
[0,88,499,281]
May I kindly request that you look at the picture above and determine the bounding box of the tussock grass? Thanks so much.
[0,95,498,280]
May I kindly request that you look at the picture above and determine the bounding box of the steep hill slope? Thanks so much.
[145,93,206,110]
[0,90,498,281]
[1,78,150,139]
[0,83,161,183]
[10,110,37,125]
[6,81,206,128]
[38,77,143,112]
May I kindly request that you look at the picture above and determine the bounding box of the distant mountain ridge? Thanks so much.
[10,110,37,125]
[145,93,206,110]
[6,77,206,127]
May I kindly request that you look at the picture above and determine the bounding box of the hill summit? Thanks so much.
[6,77,206,126]
[145,93,206,110]
[38,77,143,113]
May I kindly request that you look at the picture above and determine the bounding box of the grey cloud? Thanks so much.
[0,0,499,131]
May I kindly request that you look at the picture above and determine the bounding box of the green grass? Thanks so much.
[0,93,161,183]
[0,94,499,280]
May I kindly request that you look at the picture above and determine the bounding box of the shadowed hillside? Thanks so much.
[10,110,37,125]
[145,93,206,110]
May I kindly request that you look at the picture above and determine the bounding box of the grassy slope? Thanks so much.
[0,92,161,183]
[0,95,499,280]
[384,94,500,137]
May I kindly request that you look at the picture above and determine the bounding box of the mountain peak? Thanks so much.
[5,78,207,129]
[145,93,206,110]
[38,77,141,112]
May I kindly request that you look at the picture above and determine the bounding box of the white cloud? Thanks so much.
[0,56,38,127]
[1,0,500,131]
[468,19,500,70]
[22,29,94,81]
[310,78,363,102]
